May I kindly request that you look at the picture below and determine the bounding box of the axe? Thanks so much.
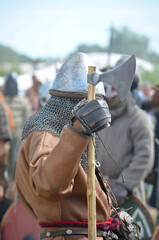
[86,55,136,240]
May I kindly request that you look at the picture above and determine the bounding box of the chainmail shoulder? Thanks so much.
[22,95,80,140]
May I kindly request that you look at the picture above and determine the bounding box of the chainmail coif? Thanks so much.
[22,95,80,140]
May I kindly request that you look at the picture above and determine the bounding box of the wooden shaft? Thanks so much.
[87,66,96,240]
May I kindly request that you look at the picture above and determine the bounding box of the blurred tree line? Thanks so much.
[0,44,30,63]
[0,45,31,76]
[0,45,51,76]
[72,26,159,85]
[140,68,159,86]
[74,26,159,65]
[0,26,159,85]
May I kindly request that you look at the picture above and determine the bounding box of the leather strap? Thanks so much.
[40,229,118,239]
[67,124,90,138]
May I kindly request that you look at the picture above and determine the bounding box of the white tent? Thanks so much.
[87,52,154,72]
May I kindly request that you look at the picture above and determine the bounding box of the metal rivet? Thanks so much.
[95,160,101,167]
[46,232,51,237]
[66,229,72,234]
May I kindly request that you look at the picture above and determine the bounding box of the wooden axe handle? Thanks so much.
[87,66,96,240]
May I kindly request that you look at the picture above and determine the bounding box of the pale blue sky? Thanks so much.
[0,0,159,58]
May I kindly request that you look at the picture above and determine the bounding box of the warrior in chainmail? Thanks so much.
[16,52,140,240]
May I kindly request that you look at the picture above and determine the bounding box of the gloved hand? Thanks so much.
[110,182,128,206]
[71,98,111,136]
[116,210,141,240]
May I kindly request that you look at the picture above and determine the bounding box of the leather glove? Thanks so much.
[71,98,111,136]
[110,182,128,206]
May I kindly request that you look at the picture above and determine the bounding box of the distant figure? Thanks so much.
[139,82,156,124]
[151,85,159,113]
[0,101,12,222]
[139,81,154,104]
[3,72,32,183]
[148,85,159,209]
[0,92,15,133]
[130,74,142,107]
[26,74,42,113]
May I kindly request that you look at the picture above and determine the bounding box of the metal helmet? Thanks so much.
[50,52,105,98]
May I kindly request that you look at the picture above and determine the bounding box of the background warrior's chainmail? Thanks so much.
[22,95,99,172]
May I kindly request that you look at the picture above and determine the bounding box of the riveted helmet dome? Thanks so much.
[50,52,105,98]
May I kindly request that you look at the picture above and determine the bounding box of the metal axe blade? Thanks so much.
[87,55,136,101]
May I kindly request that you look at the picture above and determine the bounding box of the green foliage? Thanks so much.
[140,67,159,86]
[148,51,159,65]
[0,64,22,76]
[75,44,106,53]
[0,44,30,63]
[111,27,150,59]
[71,26,159,65]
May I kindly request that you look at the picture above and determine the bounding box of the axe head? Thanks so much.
[87,55,136,101]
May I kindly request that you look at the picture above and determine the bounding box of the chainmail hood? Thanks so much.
[22,95,80,140]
